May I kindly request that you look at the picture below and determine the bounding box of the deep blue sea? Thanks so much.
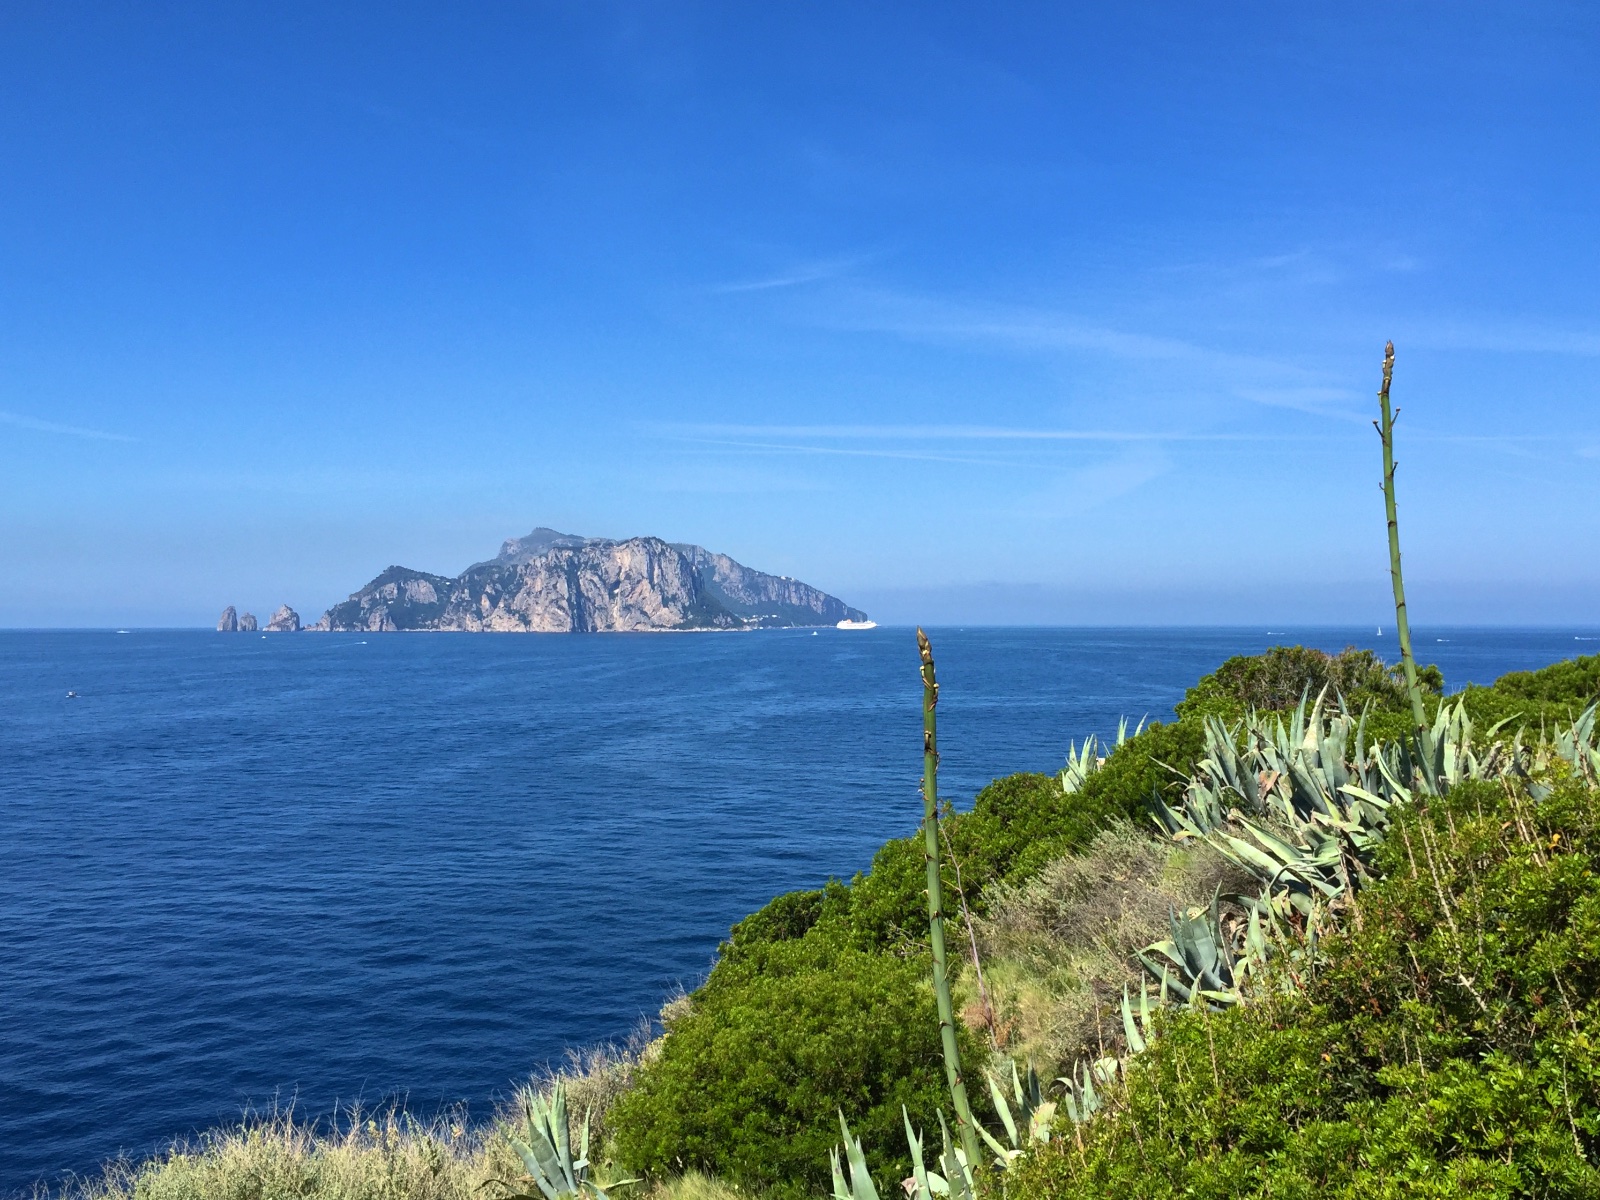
[2,625,1596,1191]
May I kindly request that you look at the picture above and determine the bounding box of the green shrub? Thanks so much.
[1176,644,1441,721]
[609,939,978,1200]
[1072,719,1206,822]
[1456,653,1600,732]
[726,888,828,949]
[1490,653,1600,705]
[1007,776,1600,1198]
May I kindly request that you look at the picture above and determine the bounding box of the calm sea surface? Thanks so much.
[2,625,1596,1190]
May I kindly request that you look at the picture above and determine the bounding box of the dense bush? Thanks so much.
[726,887,828,948]
[1457,652,1600,731]
[1176,644,1441,721]
[1008,776,1600,1198]
[1072,718,1205,820]
[1490,652,1600,705]
[609,938,979,1200]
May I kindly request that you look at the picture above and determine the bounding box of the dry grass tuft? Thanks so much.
[638,1172,750,1200]
[69,1105,514,1200]
[60,1009,675,1200]
[969,823,1249,1073]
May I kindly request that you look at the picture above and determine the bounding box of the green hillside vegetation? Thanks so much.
[66,648,1600,1200]
[1010,773,1600,1197]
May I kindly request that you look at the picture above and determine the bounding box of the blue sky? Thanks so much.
[1,3,1597,626]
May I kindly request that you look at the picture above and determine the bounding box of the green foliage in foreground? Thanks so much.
[1455,652,1600,733]
[1490,652,1600,705]
[1175,643,1442,722]
[1009,776,1600,1198]
[609,939,980,1200]
[1175,645,1599,753]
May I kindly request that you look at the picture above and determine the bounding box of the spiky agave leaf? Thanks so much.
[1121,985,1149,1055]
[976,1059,1052,1166]
[831,1112,881,1200]
[936,1112,976,1200]
[1059,733,1101,794]
[902,1108,950,1199]
[1056,1057,1113,1126]
[1557,701,1600,782]
[500,1083,619,1200]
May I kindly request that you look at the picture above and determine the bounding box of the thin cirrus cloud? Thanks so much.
[660,433,1013,467]
[803,286,1312,379]
[708,251,884,294]
[653,422,1289,443]
[1236,386,1370,422]
[0,409,137,442]
[644,423,1296,470]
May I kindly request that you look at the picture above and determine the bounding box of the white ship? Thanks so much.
[836,619,878,630]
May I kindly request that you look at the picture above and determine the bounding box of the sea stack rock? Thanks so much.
[239,612,259,632]
[266,605,301,633]
[217,606,239,632]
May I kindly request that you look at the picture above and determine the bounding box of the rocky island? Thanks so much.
[303,528,868,633]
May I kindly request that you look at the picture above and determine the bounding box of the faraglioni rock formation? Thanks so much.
[310,528,869,633]
[266,605,301,632]
[218,605,298,631]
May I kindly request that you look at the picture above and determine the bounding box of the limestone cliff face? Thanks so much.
[312,528,867,633]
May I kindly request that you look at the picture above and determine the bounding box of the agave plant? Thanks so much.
[1060,717,1145,794]
[1152,691,1542,919]
[830,1112,883,1200]
[976,1061,1055,1168]
[1556,701,1600,782]
[834,1110,980,1200]
[1132,889,1280,1011]
[499,1083,624,1200]
[1056,1056,1119,1127]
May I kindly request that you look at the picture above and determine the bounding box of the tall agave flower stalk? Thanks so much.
[916,628,981,1169]
[1375,341,1437,786]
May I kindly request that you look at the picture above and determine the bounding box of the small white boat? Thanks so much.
[836,619,878,630]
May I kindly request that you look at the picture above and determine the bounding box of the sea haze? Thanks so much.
[1,626,1594,1190]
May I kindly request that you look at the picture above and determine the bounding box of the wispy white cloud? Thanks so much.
[662,434,1009,466]
[711,252,880,294]
[802,288,1337,400]
[651,422,1284,443]
[0,410,137,442]
[1236,386,1369,422]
